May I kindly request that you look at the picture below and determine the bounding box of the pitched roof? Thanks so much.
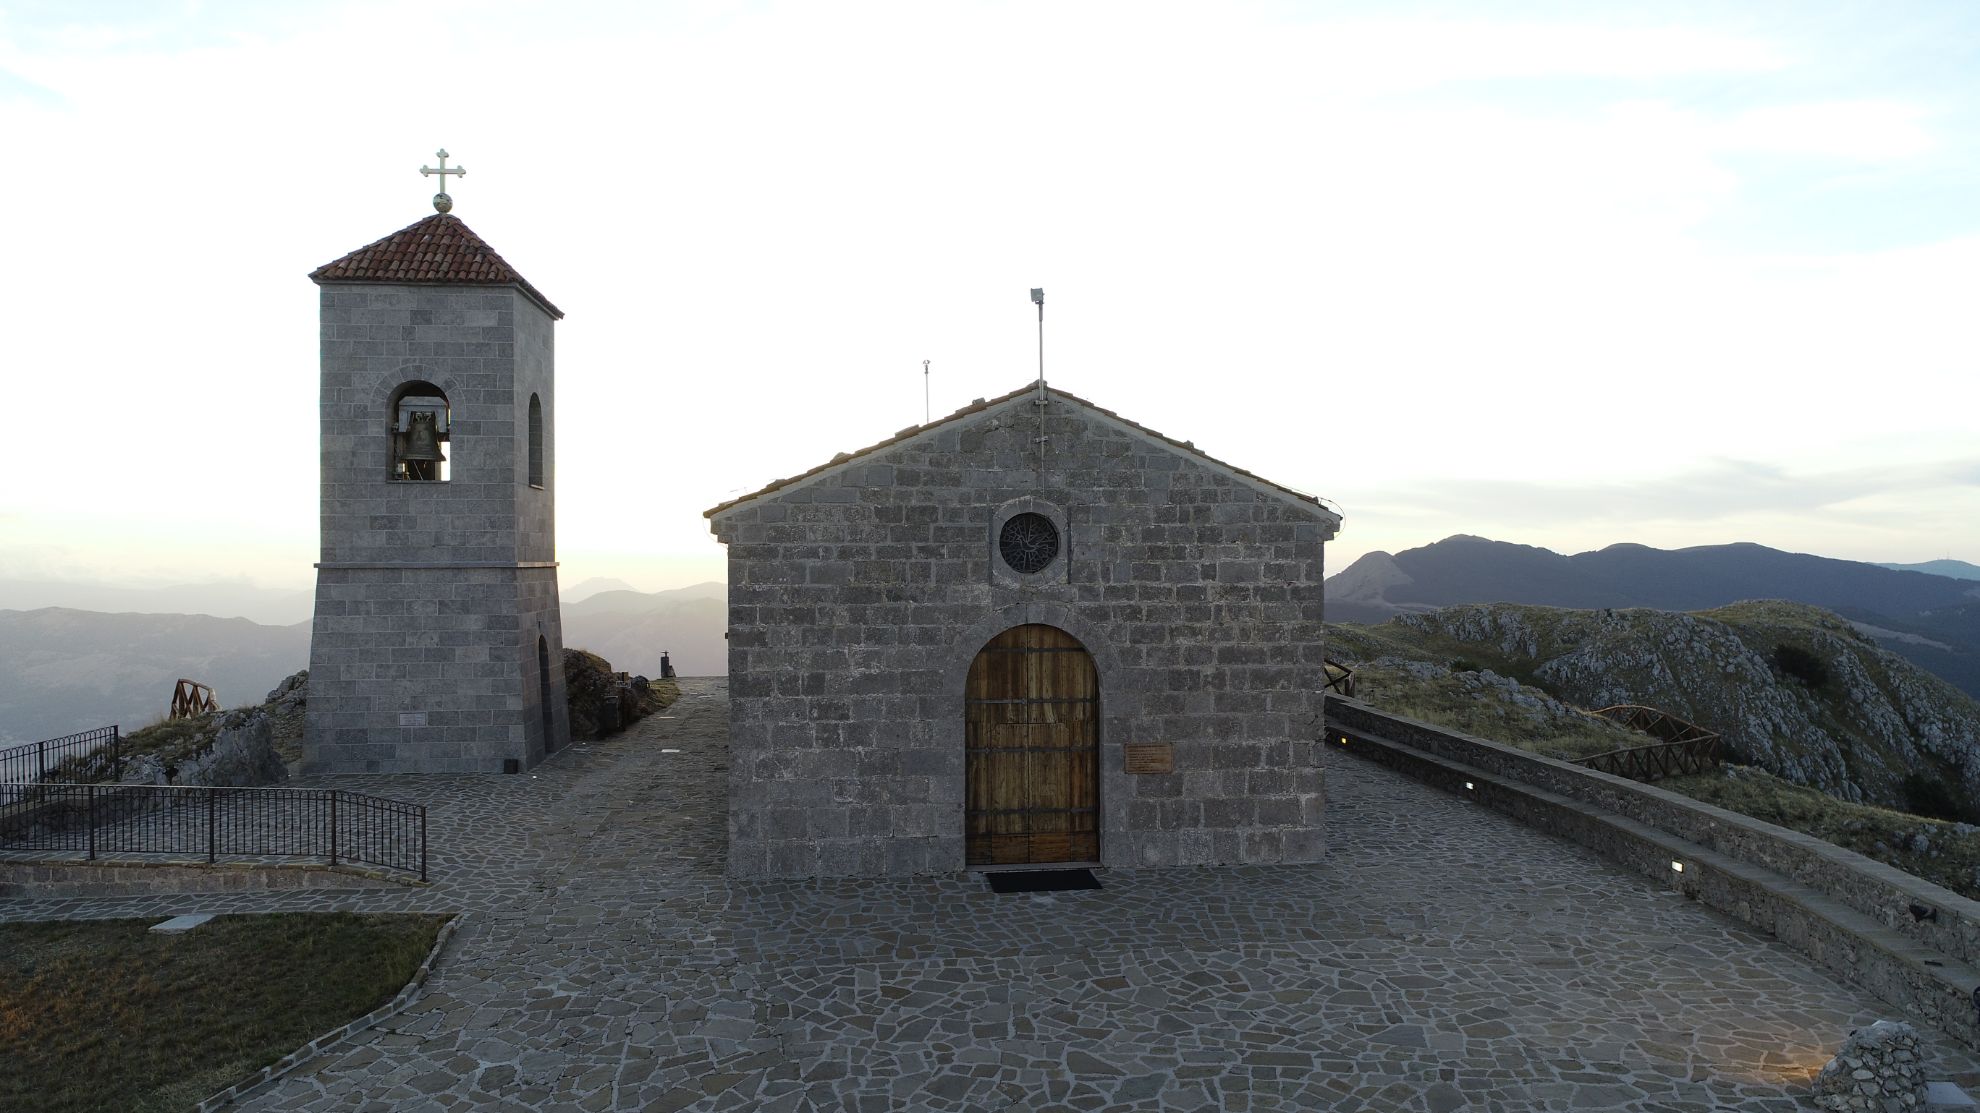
[705,382,1339,523]
[309,213,563,319]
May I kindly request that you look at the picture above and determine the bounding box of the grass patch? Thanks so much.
[1663,767,1980,902]
[119,715,222,765]
[1346,662,1644,762]
[47,715,221,782]
[651,677,681,710]
[0,911,449,1113]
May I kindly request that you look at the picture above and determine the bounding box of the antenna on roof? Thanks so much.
[1030,288,1045,401]
[1030,287,1048,466]
[923,359,931,425]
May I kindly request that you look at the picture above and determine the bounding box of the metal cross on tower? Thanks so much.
[420,149,466,213]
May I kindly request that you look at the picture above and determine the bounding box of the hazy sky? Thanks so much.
[3,0,1976,596]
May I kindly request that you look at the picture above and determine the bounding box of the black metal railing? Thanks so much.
[0,783,426,881]
[0,726,121,784]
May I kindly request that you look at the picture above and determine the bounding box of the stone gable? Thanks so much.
[711,386,1336,877]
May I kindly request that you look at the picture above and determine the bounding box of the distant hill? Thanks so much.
[0,608,310,745]
[1327,537,1980,699]
[1878,559,1980,582]
[562,576,639,604]
[0,583,729,745]
[559,582,727,680]
[0,579,312,626]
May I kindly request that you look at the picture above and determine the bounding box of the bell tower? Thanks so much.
[302,152,571,774]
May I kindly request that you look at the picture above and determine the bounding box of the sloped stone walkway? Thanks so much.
[7,677,1979,1111]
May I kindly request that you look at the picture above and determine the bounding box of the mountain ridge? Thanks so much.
[1328,536,1980,698]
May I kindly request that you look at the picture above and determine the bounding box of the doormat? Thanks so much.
[984,869,1102,894]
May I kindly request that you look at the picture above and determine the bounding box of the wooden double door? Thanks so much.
[964,624,1099,865]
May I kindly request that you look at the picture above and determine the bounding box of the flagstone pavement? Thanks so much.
[9,677,1980,1111]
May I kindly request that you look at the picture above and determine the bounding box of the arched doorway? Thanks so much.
[537,636,555,753]
[964,624,1099,866]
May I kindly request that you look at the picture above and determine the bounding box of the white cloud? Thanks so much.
[1718,100,1936,160]
[0,2,1973,596]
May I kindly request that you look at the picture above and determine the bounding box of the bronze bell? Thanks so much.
[401,411,445,462]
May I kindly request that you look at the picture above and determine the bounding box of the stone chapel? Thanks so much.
[708,383,1340,877]
[301,186,571,775]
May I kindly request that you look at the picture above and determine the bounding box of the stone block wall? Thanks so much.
[710,390,1338,877]
[304,281,566,774]
[305,567,567,773]
[316,284,555,566]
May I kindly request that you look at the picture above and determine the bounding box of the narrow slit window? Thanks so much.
[527,393,544,488]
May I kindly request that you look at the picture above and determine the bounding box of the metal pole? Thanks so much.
[37,738,45,783]
[328,791,338,867]
[1030,287,1047,468]
[207,789,217,864]
[86,785,96,860]
[420,806,428,883]
[113,726,122,780]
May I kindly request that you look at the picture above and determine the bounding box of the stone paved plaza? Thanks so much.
[8,678,1979,1111]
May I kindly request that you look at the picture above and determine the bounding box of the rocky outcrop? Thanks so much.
[261,670,308,764]
[120,705,287,788]
[563,649,666,740]
[1389,601,1980,813]
[109,656,668,781]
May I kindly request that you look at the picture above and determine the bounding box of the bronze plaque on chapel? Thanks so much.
[1122,743,1174,775]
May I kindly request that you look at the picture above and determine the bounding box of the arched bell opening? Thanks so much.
[963,624,1100,866]
[388,380,450,482]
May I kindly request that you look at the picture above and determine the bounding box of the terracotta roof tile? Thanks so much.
[705,383,1337,522]
[309,213,563,319]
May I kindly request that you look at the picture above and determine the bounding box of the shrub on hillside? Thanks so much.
[1772,643,1832,689]
[1902,772,1969,823]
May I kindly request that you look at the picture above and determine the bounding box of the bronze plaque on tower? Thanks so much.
[1123,743,1174,775]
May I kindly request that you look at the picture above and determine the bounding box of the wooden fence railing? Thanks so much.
[170,679,219,719]
[1322,658,1356,698]
[1573,705,1724,782]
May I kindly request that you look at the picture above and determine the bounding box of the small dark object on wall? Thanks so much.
[1911,902,1939,923]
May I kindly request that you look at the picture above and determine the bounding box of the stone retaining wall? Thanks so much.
[0,860,403,898]
[1328,698,1980,1050]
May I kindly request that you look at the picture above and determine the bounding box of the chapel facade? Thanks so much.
[301,206,571,774]
[707,384,1339,877]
